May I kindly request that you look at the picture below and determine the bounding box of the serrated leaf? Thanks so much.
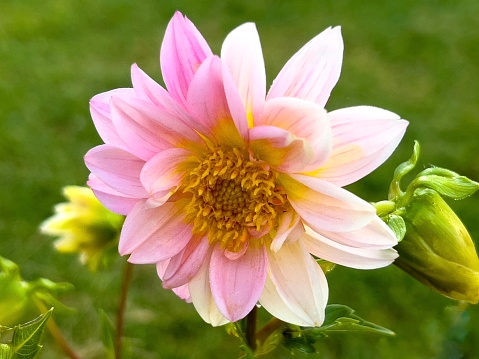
[310,304,395,338]
[0,308,53,359]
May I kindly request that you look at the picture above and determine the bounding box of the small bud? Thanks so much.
[395,188,479,303]
[40,186,124,271]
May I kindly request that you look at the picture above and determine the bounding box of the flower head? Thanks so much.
[84,12,408,326]
[40,186,124,271]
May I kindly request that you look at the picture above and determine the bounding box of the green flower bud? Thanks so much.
[40,186,124,271]
[395,188,479,303]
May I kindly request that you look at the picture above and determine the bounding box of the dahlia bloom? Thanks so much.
[84,12,408,326]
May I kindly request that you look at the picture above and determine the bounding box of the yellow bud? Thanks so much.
[40,186,124,271]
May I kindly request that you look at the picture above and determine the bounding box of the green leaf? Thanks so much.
[312,304,395,338]
[0,308,53,359]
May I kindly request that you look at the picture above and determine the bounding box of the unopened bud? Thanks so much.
[395,188,479,303]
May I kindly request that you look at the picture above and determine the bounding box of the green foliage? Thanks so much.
[0,309,52,359]
[282,304,394,354]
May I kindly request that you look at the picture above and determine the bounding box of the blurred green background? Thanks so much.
[1,0,479,358]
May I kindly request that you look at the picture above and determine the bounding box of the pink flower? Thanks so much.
[84,11,408,327]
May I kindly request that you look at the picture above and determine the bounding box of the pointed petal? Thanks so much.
[87,174,139,215]
[89,88,133,147]
[162,235,211,288]
[160,11,213,106]
[140,147,193,196]
[260,241,328,326]
[221,23,266,127]
[303,225,398,269]
[119,200,193,263]
[281,173,375,232]
[313,106,408,186]
[84,144,147,198]
[268,27,343,108]
[187,56,247,147]
[319,216,398,249]
[270,210,302,252]
[188,250,229,326]
[209,244,267,322]
[110,96,198,161]
[250,97,332,172]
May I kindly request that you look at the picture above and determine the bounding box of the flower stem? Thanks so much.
[245,306,257,351]
[35,300,81,359]
[115,261,133,359]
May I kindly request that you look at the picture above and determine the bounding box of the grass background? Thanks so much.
[1,0,479,358]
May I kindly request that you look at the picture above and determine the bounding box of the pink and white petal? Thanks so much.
[270,210,303,252]
[130,63,208,139]
[156,260,193,302]
[188,251,229,326]
[260,241,328,327]
[110,96,197,161]
[250,125,313,173]
[281,174,375,232]
[160,11,213,107]
[209,244,267,322]
[87,174,140,215]
[119,199,192,263]
[172,284,191,302]
[84,144,147,198]
[90,88,134,147]
[267,27,343,108]
[319,216,398,249]
[162,235,210,289]
[256,97,333,171]
[140,147,193,195]
[187,56,247,148]
[303,226,398,269]
[221,22,266,127]
[313,106,408,186]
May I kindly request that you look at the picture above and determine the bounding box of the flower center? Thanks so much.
[183,146,287,252]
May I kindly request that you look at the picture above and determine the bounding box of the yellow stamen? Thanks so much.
[183,145,287,252]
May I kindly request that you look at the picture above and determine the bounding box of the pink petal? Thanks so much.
[187,56,247,148]
[89,88,134,147]
[84,144,147,198]
[315,106,408,186]
[87,174,139,215]
[156,260,192,302]
[303,225,398,269]
[221,23,266,127]
[162,235,210,289]
[250,126,313,172]
[140,147,193,196]
[209,244,267,322]
[270,210,303,252]
[250,97,332,172]
[119,199,193,263]
[160,11,213,107]
[318,216,398,249]
[281,173,375,232]
[260,241,328,327]
[110,96,196,161]
[267,27,343,108]
[188,250,229,326]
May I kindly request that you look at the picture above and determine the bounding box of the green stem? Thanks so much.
[115,261,134,359]
[35,300,81,359]
[245,306,258,351]
[256,317,285,344]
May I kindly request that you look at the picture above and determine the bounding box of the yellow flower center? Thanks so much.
[183,146,287,252]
